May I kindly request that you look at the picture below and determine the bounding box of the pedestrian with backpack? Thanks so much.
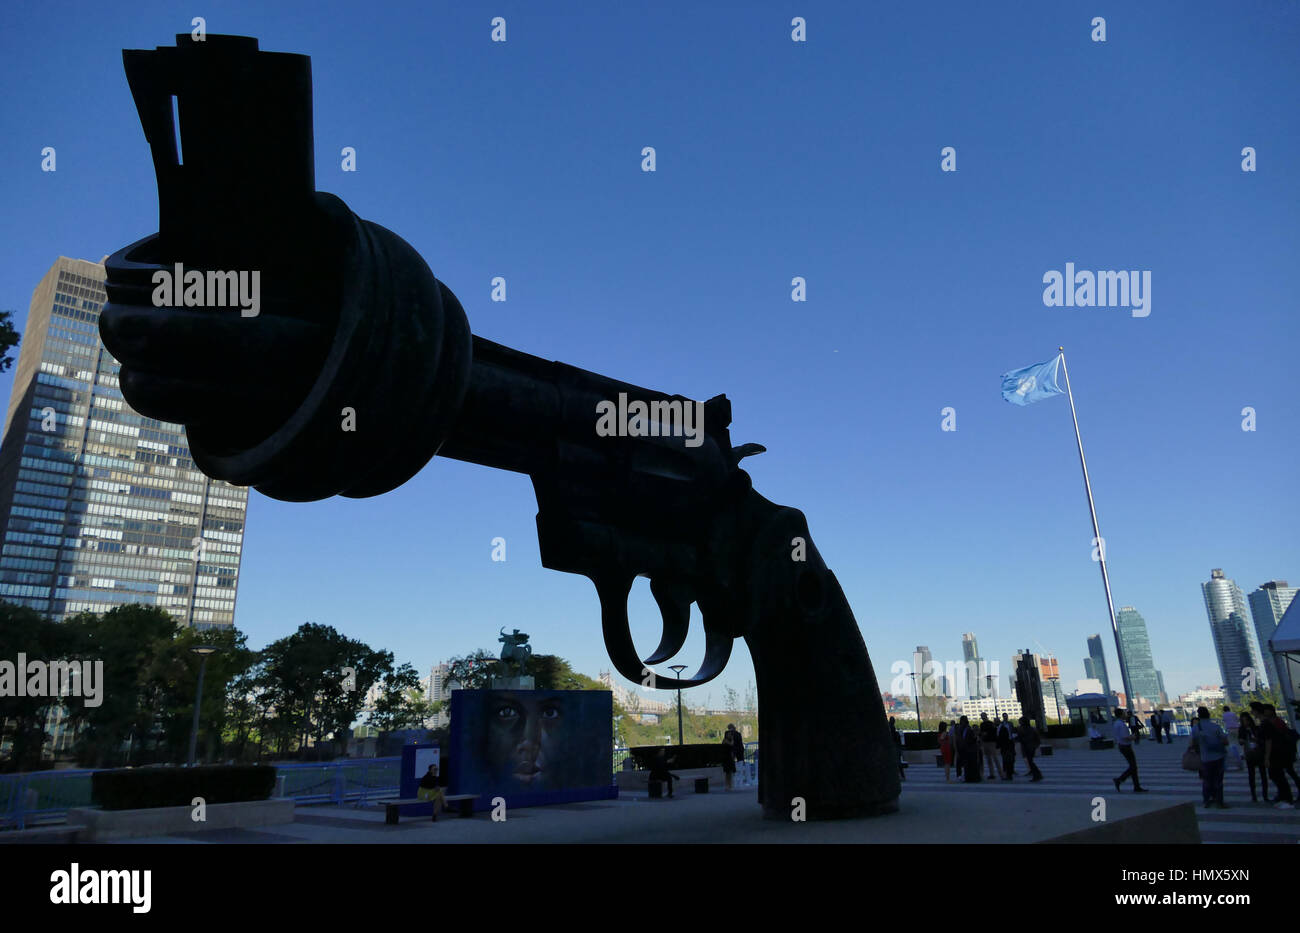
[1189,706,1229,808]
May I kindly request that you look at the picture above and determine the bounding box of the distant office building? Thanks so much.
[0,257,248,628]
[961,632,991,698]
[1249,581,1296,692]
[1037,655,1063,721]
[1156,670,1168,705]
[915,644,935,691]
[1012,650,1046,731]
[1181,685,1226,708]
[425,662,452,727]
[1115,607,1162,707]
[1203,569,1267,701]
[952,696,1023,722]
[1076,677,1104,695]
[1086,634,1112,700]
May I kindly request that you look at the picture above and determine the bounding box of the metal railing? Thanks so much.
[0,757,402,830]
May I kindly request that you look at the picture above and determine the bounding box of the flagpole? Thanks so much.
[1057,347,1136,715]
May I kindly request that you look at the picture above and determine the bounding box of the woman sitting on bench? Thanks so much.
[417,765,446,820]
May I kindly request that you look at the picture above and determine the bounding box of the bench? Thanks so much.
[379,794,479,824]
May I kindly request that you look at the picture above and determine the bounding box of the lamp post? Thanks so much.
[669,664,687,745]
[909,671,923,737]
[188,645,220,766]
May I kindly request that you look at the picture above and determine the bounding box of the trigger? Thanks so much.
[644,579,693,665]
[592,573,647,686]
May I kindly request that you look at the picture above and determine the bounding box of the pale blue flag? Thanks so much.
[1001,356,1064,406]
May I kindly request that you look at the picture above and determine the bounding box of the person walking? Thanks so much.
[1111,709,1148,793]
[889,717,907,781]
[1261,705,1299,808]
[1223,705,1240,732]
[1018,716,1043,781]
[957,715,981,782]
[938,721,954,783]
[996,713,1017,780]
[1149,710,1162,745]
[979,713,998,779]
[720,734,736,790]
[725,722,745,781]
[1238,711,1270,804]
[1189,706,1228,808]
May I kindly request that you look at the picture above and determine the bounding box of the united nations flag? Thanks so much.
[1001,356,1065,406]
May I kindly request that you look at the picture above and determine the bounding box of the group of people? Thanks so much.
[1187,702,1300,809]
[934,712,1043,783]
[646,723,747,798]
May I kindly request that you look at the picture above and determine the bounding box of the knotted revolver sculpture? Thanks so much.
[100,35,899,818]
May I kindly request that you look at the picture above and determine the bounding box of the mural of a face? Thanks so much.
[486,691,566,788]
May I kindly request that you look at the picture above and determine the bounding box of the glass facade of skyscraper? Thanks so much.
[1114,607,1161,707]
[1086,633,1112,701]
[1248,581,1296,693]
[1202,569,1267,701]
[0,257,247,628]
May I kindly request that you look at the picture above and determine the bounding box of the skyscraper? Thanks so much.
[0,257,248,628]
[1203,569,1267,701]
[1086,634,1112,700]
[1248,581,1297,693]
[1115,607,1161,708]
[961,632,987,698]
[425,662,452,727]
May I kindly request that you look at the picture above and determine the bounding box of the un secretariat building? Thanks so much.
[0,256,248,629]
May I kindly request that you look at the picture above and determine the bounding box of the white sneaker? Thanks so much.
[1275,802,1295,809]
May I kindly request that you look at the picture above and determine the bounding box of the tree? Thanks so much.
[446,649,499,690]
[0,602,72,772]
[0,310,19,373]
[147,625,254,764]
[62,604,178,768]
[368,663,438,732]
[525,654,604,690]
[258,622,393,754]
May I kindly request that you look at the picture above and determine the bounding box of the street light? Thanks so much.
[188,644,220,766]
[669,664,688,745]
[909,671,923,738]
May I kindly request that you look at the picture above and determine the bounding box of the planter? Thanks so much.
[67,798,294,842]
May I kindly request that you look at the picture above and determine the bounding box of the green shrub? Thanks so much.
[902,731,940,750]
[91,765,277,811]
[628,744,731,770]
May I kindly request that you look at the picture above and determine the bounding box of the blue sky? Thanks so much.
[1,1,1296,706]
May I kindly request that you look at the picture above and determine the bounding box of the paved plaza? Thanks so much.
[98,739,1300,844]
